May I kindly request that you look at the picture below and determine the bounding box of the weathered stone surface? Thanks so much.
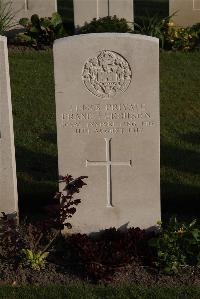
[0,36,18,216]
[170,0,200,27]
[73,0,134,27]
[54,33,160,233]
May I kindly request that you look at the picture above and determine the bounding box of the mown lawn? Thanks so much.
[0,285,199,299]
[8,50,200,219]
[160,52,200,220]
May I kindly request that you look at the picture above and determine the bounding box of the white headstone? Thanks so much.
[11,0,57,23]
[54,33,160,233]
[0,36,18,216]
[170,0,200,27]
[73,0,134,28]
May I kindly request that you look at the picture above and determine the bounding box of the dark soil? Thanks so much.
[0,259,199,287]
[110,263,200,287]
[0,260,81,286]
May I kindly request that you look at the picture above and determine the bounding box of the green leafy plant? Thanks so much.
[134,12,175,49]
[16,12,66,48]
[191,22,200,38]
[77,15,132,34]
[149,217,200,274]
[165,22,200,51]
[21,249,49,271]
[0,0,16,34]
[134,12,200,51]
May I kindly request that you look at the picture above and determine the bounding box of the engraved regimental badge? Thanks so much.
[82,50,132,99]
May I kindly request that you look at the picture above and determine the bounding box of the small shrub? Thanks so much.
[164,22,199,51]
[0,175,87,271]
[149,217,200,274]
[190,23,200,50]
[191,22,200,38]
[49,175,88,231]
[15,12,66,49]
[77,15,132,34]
[134,13,200,51]
[0,0,16,34]
[0,213,25,261]
[134,13,175,49]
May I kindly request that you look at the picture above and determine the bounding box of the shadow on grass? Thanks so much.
[16,145,58,182]
[16,145,58,216]
[161,182,200,221]
[161,139,200,221]
[161,142,199,175]
[180,131,200,146]
[16,135,200,221]
[39,132,57,145]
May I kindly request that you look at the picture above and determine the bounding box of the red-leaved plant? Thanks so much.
[0,175,88,269]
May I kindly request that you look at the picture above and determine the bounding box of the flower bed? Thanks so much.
[0,175,199,286]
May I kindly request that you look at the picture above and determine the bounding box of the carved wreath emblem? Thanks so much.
[82,50,132,99]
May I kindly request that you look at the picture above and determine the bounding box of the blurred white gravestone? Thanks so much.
[11,0,57,23]
[73,0,134,28]
[54,33,160,234]
[0,36,18,216]
[170,0,200,27]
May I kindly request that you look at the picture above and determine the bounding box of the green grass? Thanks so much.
[9,50,57,215]
[160,52,200,220]
[8,50,200,219]
[0,285,199,299]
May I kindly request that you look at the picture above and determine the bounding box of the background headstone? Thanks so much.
[73,0,134,28]
[54,33,160,233]
[11,0,57,23]
[0,36,18,216]
[170,0,200,27]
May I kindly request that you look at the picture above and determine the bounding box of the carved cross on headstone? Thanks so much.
[86,138,132,208]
